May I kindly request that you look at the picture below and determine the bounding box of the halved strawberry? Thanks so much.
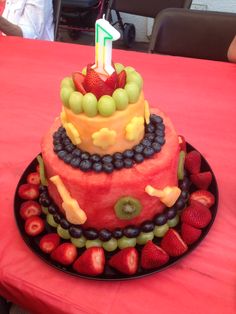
[73,247,105,276]
[161,229,188,257]
[141,241,169,270]
[190,171,212,189]
[27,172,41,185]
[72,72,86,95]
[20,200,42,220]
[39,233,60,254]
[117,70,126,88]
[84,68,113,99]
[181,200,212,228]
[181,223,202,245]
[51,243,78,266]
[25,216,45,237]
[105,71,118,89]
[178,135,186,152]
[190,190,215,208]
[185,150,201,174]
[18,183,39,200]
[108,247,138,275]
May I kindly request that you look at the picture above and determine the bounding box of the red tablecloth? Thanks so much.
[0,36,236,314]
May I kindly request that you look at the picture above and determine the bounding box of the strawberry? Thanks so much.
[72,72,86,95]
[25,216,45,237]
[27,172,41,185]
[161,229,188,257]
[181,223,202,245]
[190,190,215,208]
[73,247,105,276]
[108,247,138,275]
[185,150,201,174]
[178,135,186,152]
[190,171,212,189]
[20,200,42,220]
[117,70,126,88]
[105,71,118,89]
[36,164,40,173]
[181,200,212,228]
[39,233,60,254]
[18,183,39,200]
[141,241,169,270]
[84,68,113,99]
[51,243,77,266]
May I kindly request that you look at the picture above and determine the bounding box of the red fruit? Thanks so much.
[51,243,77,266]
[39,233,60,254]
[105,71,118,89]
[117,70,126,88]
[73,247,105,276]
[181,223,202,245]
[20,200,42,220]
[18,183,39,200]
[178,135,186,152]
[181,200,212,228]
[190,190,215,208]
[141,241,169,270]
[190,171,212,189]
[36,164,40,173]
[161,229,188,257]
[27,172,41,185]
[185,150,201,174]
[84,68,113,99]
[108,247,138,275]
[72,72,86,95]
[25,216,45,237]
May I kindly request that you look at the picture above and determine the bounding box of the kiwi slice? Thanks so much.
[178,150,186,180]
[114,196,142,220]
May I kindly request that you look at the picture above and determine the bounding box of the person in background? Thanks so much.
[0,0,54,40]
[227,35,236,63]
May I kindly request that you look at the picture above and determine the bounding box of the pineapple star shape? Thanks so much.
[92,127,117,150]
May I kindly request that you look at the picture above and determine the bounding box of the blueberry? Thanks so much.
[143,147,155,158]
[112,228,123,239]
[157,124,165,131]
[181,190,189,200]
[72,148,81,157]
[134,144,144,153]
[54,144,63,152]
[141,139,152,147]
[155,129,165,136]
[39,185,47,193]
[57,150,67,159]
[63,138,72,146]
[123,226,140,238]
[123,158,133,168]
[155,136,165,145]
[166,207,177,219]
[114,159,124,169]
[65,144,75,153]
[48,204,58,214]
[150,114,163,124]
[53,213,61,224]
[152,142,161,152]
[99,229,112,241]
[92,162,102,172]
[102,154,113,164]
[70,157,81,168]
[84,228,98,240]
[63,153,73,164]
[141,221,155,232]
[60,218,70,229]
[53,138,61,145]
[154,213,168,226]
[79,160,92,171]
[145,133,155,141]
[69,226,83,238]
[57,126,64,134]
[61,132,68,139]
[180,177,191,191]
[145,123,155,133]
[90,154,101,163]
[134,153,144,163]
[123,149,134,159]
[81,152,90,160]
[102,163,114,173]
[175,198,186,211]
[113,152,123,160]
[53,131,61,140]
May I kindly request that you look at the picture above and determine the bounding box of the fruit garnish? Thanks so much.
[178,135,186,152]
[190,171,212,190]
[126,71,143,89]
[85,239,102,249]
[108,247,138,275]
[92,127,117,150]
[73,247,105,276]
[36,155,48,186]
[69,91,83,114]
[145,185,181,207]
[141,240,169,269]
[46,213,58,227]
[190,190,215,208]
[72,72,86,95]
[181,223,202,245]
[117,236,137,249]
[178,151,186,180]
[154,224,169,237]
[102,238,118,252]
[125,116,144,141]
[144,100,150,124]
[105,71,118,89]
[97,95,116,116]
[185,150,201,174]
[18,183,39,200]
[181,200,212,228]
[124,82,140,103]
[117,70,126,88]
[82,92,98,117]
[114,196,142,220]
[63,122,81,145]
[51,243,78,266]
[25,216,45,237]
[26,172,40,185]
[136,231,154,245]
[161,229,188,257]
[57,225,70,239]
[39,233,60,254]
[20,200,42,220]
[112,88,129,111]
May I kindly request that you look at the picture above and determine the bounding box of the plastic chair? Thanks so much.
[149,8,236,62]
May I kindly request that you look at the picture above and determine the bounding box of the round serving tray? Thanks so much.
[14,143,218,280]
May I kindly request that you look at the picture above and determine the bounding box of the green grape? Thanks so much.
[167,215,180,227]
[41,206,48,215]
[60,86,74,108]
[112,88,129,110]
[117,236,136,249]
[57,225,70,239]
[69,91,83,114]
[71,236,86,248]
[115,63,124,74]
[124,66,135,74]
[60,77,75,89]
[102,238,118,252]
[136,231,154,245]
[124,82,140,104]
[85,239,102,249]
[82,92,98,117]
[82,67,87,76]
[46,214,58,228]
[98,95,116,117]
[127,71,143,89]
[154,224,169,238]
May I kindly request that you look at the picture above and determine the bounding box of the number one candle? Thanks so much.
[94,17,120,76]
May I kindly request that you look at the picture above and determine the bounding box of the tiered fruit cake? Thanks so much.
[17,62,216,277]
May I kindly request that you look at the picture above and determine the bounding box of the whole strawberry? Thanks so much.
[181,200,212,228]
[141,241,169,270]
[185,150,201,174]
[161,229,188,257]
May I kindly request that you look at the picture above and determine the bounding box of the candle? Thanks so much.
[94,17,120,76]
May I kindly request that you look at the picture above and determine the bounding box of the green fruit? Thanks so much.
[41,206,48,215]
[118,236,136,249]
[124,82,140,104]
[98,95,116,117]
[178,150,186,180]
[85,239,102,249]
[60,86,74,108]
[114,196,142,220]
[46,214,58,228]
[60,77,75,89]
[115,63,124,74]
[127,71,143,89]
[167,215,180,227]
[82,93,98,117]
[124,66,135,74]
[36,155,47,186]
[136,231,154,245]
[69,91,83,114]
[82,67,87,75]
[57,225,70,239]
[102,238,118,252]
[71,236,86,248]
[154,224,169,237]
[112,88,129,110]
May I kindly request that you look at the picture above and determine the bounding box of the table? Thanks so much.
[0,36,236,314]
